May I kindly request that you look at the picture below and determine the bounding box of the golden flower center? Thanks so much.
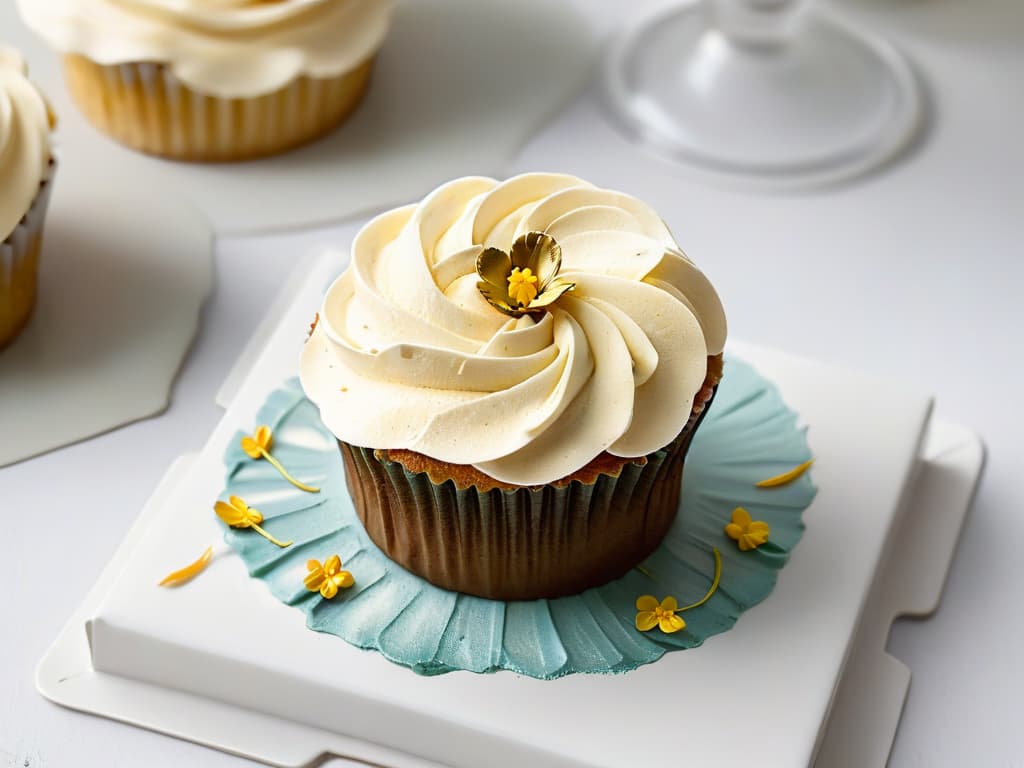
[507,267,539,307]
[654,606,674,620]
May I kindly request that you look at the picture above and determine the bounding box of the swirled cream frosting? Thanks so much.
[301,173,728,486]
[17,0,392,98]
[0,47,53,244]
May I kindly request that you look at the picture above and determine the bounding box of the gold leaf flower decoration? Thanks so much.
[215,495,293,548]
[304,554,355,599]
[240,425,320,493]
[476,232,575,317]
[635,595,686,634]
[724,507,770,551]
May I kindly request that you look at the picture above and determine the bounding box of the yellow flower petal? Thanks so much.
[731,507,752,527]
[158,546,214,587]
[660,614,686,634]
[749,521,770,536]
[304,559,327,591]
[332,570,355,589]
[240,436,262,459]
[320,579,339,600]
[324,554,342,575]
[214,500,246,527]
[724,522,743,541]
[636,595,659,612]
[635,611,659,632]
[216,495,273,540]
[304,570,325,592]
[254,425,272,451]
[660,596,679,612]
[755,458,814,488]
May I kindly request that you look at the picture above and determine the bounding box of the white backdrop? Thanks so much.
[2,0,1022,765]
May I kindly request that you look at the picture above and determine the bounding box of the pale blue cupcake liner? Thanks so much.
[220,357,815,678]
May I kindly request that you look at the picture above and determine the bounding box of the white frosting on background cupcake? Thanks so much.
[0,47,53,244]
[301,173,728,486]
[17,0,392,98]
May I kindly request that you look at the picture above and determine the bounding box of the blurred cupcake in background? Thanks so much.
[1,47,56,350]
[18,0,392,162]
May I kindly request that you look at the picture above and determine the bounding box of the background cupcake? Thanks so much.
[302,173,728,600]
[18,0,392,162]
[0,47,55,350]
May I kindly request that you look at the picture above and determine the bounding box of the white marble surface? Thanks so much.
[2,0,1022,766]
[0,2,214,467]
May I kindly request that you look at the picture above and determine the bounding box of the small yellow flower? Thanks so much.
[158,545,214,587]
[241,425,272,459]
[304,555,355,599]
[240,425,319,493]
[724,507,770,551]
[507,267,539,306]
[215,495,292,548]
[215,494,263,527]
[635,595,686,634]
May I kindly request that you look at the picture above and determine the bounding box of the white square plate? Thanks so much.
[37,252,983,768]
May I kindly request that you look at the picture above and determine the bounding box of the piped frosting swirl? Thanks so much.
[17,0,392,98]
[301,173,727,486]
[0,47,53,244]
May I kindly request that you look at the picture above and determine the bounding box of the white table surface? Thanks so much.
[2,0,1021,766]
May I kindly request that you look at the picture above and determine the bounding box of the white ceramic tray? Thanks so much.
[36,251,983,768]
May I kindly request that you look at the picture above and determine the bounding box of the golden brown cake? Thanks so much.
[19,0,392,162]
[62,55,374,163]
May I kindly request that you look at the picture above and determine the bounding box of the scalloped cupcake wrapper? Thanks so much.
[62,55,374,162]
[340,396,714,601]
[1,164,54,348]
[219,361,814,679]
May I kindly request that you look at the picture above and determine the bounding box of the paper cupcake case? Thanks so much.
[218,358,815,679]
[1,164,54,348]
[340,410,708,601]
[62,56,374,162]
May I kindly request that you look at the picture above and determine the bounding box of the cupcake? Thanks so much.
[0,47,56,350]
[18,0,392,162]
[301,174,727,600]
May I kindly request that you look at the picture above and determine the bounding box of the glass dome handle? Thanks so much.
[708,0,809,48]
